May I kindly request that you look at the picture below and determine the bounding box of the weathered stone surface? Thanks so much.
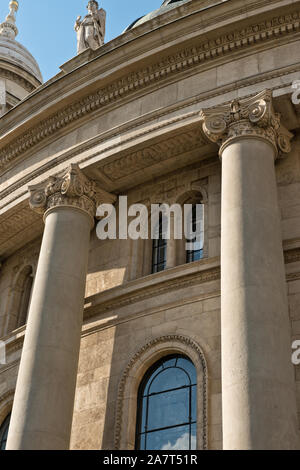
[1,0,300,452]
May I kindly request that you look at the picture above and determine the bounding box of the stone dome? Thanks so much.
[0,1,42,115]
[125,0,191,31]
[0,35,42,83]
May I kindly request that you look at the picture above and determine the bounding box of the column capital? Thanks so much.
[199,89,293,158]
[29,164,116,225]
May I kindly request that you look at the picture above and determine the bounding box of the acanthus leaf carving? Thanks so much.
[1,8,300,172]
[200,89,293,158]
[29,163,116,223]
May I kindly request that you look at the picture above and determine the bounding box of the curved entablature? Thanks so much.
[0,0,299,258]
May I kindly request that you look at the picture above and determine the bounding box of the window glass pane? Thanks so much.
[191,423,197,450]
[140,396,148,432]
[0,415,10,451]
[147,387,190,431]
[177,357,197,384]
[158,246,166,263]
[152,212,168,274]
[186,203,204,264]
[0,428,8,450]
[145,424,193,450]
[136,355,197,450]
[149,368,189,394]
[162,357,176,368]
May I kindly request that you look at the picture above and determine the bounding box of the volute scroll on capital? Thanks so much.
[29,164,116,226]
[199,89,293,158]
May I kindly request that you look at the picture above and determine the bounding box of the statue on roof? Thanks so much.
[75,1,106,54]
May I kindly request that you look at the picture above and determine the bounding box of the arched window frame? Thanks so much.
[4,265,35,334]
[176,188,208,266]
[16,267,34,329]
[127,185,208,280]
[0,390,13,451]
[135,354,197,450]
[0,413,10,450]
[114,335,208,450]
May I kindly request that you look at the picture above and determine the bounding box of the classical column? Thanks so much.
[200,90,299,450]
[6,164,115,450]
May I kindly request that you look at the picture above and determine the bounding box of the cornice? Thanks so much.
[0,60,296,215]
[0,389,14,405]
[0,111,203,209]
[287,272,300,282]
[100,125,207,181]
[2,59,298,204]
[0,202,41,245]
[0,4,300,174]
[0,201,43,258]
[84,262,221,320]
[0,359,19,375]
[284,247,300,264]
[2,247,299,353]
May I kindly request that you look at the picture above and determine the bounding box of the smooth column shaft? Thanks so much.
[221,138,299,450]
[6,208,91,450]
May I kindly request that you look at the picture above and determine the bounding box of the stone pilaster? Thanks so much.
[200,90,299,450]
[6,164,115,450]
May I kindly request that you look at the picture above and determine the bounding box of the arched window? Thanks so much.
[16,267,34,329]
[4,265,35,334]
[152,213,168,274]
[135,355,197,450]
[16,266,33,328]
[0,414,10,450]
[186,203,204,263]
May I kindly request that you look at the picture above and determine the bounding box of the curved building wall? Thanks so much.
[0,0,299,450]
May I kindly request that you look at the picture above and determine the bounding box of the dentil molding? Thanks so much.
[0,7,300,172]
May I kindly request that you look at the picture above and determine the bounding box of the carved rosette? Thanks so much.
[29,164,116,225]
[200,89,293,158]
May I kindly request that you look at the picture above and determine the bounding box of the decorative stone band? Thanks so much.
[29,164,116,226]
[199,89,293,158]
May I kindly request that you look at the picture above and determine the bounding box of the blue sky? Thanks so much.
[0,0,163,81]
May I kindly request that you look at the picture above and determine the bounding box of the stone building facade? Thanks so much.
[0,0,300,450]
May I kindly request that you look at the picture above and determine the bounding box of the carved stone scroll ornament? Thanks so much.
[29,164,116,225]
[199,89,293,158]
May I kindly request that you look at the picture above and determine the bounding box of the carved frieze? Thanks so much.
[101,127,207,180]
[0,8,300,172]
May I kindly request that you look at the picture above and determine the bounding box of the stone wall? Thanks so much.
[71,275,221,450]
